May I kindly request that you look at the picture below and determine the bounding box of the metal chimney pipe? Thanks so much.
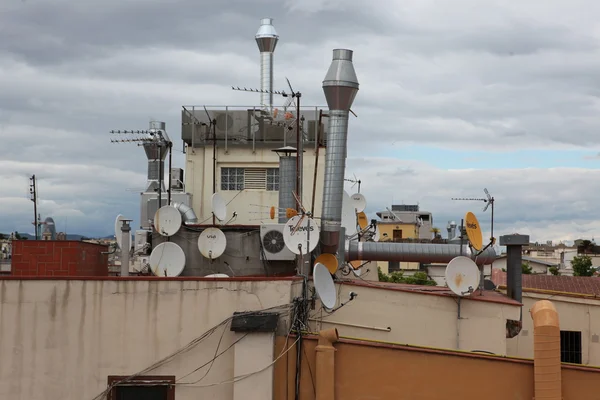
[320,49,359,254]
[120,220,131,277]
[255,18,279,109]
[143,121,168,193]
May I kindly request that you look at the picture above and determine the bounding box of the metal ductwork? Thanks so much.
[320,49,359,254]
[255,18,278,109]
[173,202,198,225]
[344,241,496,266]
[447,220,457,240]
[143,121,168,193]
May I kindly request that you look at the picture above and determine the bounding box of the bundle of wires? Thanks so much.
[90,303,296,400]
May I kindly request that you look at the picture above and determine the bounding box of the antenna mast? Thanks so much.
[29,175,38,240]
[451,188,495,241]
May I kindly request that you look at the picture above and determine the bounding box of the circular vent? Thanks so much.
[263,230,285,253]
[215,113,234,131]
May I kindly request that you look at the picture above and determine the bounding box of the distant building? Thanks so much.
[375,204,434,273]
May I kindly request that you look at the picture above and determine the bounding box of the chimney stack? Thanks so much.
[320,49,359,254]
[255,18,279,109]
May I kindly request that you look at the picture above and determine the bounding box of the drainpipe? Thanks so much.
[315,328,339,400]
[320,49,359,254]
[500,234,528,338]
[530,300,562,400]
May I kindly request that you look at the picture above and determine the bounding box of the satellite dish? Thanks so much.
[149,242,186,277]
[465,211,483,251]
[315,253,339,274]
[357,212,368,230]
[313,262,337,309]
[445,256,480,297]
[198,227,227,259]
[205,273,230,278]
[154,205,182,237]
[212,193,227,221]
[350,193,367,213]
[341,191,357,236]
[373,226,380,241]
[283,216,319,255]
[114,214,131,249]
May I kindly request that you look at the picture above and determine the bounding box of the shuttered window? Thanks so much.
[220,167,279,191]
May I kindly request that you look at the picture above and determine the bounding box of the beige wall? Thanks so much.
[0,278,298,400]
[275,334,600,400]
[185,146,326,225]
[504,291,600,366]
[308,282,520,355]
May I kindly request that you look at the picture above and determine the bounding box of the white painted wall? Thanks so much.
[185,146,326,225]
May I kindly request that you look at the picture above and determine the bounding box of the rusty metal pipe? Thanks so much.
[315,328,339,400]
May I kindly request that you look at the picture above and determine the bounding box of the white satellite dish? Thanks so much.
[149,242,186,277]
[212,193,227,221]
[445,256,480,297]
[341,191,357,236]
[154,205,182,237]
[313,262,337,309]
[198,227,227,259]
[114,214,132,249]
[350,193,367,213]
[205,273,229,278]
[283,215,319,255]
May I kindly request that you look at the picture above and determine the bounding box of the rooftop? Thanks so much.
[342,278,521,306]
[492,269,600,297]
[495,255,559,267]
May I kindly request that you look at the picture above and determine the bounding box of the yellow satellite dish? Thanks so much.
[286,208,298,218]
[315,253,338,274]
[357,212,368,230]
[465,211,483,251]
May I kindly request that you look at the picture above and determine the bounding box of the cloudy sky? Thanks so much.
[2,0,600,243]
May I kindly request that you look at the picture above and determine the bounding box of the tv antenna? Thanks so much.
[232,77,304,213]
[109,123,174,207]
[452,188,495,243]
[344,173,361,192]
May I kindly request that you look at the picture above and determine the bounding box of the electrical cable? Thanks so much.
[90,304,293,400]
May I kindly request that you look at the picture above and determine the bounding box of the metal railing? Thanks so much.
[181,105,328,152]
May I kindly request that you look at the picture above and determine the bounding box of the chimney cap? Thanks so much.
[256,17,278,38]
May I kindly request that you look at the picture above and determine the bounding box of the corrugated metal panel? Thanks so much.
[245,168,267,189]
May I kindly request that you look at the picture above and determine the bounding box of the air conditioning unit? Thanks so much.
[260,224,296,261]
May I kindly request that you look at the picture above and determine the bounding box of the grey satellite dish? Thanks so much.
[313,262,337,309]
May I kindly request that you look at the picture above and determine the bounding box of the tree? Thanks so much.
[578,240,596,254]
[572,255,595,277]
[522,262,533,274]
[430,227,441,240]
[549,266,561,276]
[378,267,437,286]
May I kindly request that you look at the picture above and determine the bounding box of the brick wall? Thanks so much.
[11,240,109,277]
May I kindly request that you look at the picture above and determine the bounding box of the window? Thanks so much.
[393,229,403,241]
[560,331,582,364]
[107,376,175,400]
[221,167,244,191]
[266,168,279,191]
[220,167,279,191]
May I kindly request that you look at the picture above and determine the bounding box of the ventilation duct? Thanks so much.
[344,241,496,266]
[173,202,198,225]
[143,121,168,193]
[320,49,359,254]
[255,18,278,109]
